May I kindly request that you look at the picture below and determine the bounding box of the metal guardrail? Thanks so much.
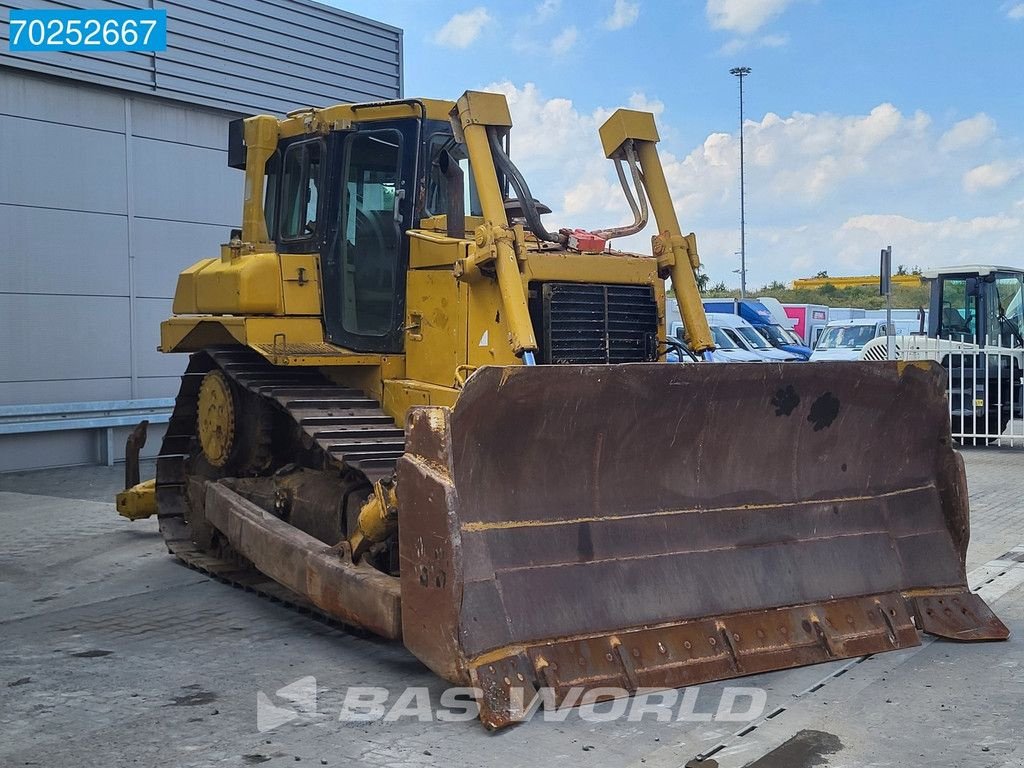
[0,398,174,466]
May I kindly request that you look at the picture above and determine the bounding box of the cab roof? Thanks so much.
[921,265,1022,279]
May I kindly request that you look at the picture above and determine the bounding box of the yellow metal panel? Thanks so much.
[241,115,279,245]
[171,259,213,314]
[599,109,660,158]
[522,252,659,285]
[408,230,469,268]
[160,316,247,351]
[382,379,459,418]
[454,91,513,128]
[193,252,283,315]
[406,270,467,387]
[467,278,519,368]
[280,254,322,315]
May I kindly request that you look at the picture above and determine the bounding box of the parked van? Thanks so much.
[667,322,763,362]
[706,313,802,361]
[703,299,812,359]
[810,319,920,361]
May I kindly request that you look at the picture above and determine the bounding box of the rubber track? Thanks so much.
[154,346,404,622]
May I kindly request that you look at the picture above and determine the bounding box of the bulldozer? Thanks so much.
[117,90,1008,728]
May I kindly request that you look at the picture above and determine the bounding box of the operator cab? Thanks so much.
[926,266,1024,348]
[230,105,472,355]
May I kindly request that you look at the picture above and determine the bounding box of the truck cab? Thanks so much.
[926,266,1024,349]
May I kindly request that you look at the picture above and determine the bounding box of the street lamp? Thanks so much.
[730,66,751,300]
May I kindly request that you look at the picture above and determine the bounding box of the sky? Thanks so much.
[326,0,1024,288]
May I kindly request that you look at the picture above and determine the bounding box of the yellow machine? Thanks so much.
[120,90,1006,728]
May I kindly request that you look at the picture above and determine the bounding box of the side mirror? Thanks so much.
[966,277,980,297]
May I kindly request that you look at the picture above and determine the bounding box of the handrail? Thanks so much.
[0,398,174,435]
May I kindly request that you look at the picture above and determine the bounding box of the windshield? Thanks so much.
[755,324,794,347]
[783,327,803,345]
[711,327,738,349]
[993,271,1024,347]
[736,326,773,350]
[817,325,876,350]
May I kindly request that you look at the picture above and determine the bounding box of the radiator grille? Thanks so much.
[537,282,659,364]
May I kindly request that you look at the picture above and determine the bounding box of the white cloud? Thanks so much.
[477,81,1023,284]
[603,0,640,30]
[433,7,492,49]
[1007,3,1024,20]
[759,33,789,47]
[706,0,796,35]
[628,92,665,115]
[939,114,997,152]
[551,26,578,50]
[963,161,1022,194]
[719,31,789,54]
[834,214,1022,271]
[535,0,561,19]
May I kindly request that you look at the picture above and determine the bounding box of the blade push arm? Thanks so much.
[598,110,715,356]
[451,91,539,362]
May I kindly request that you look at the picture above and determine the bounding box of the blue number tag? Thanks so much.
[8,9,167,52]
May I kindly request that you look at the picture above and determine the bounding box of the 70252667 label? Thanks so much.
[7,9,167,52]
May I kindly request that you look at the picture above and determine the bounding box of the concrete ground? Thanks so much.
[1,450,1023,768]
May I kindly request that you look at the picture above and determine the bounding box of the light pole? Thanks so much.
[730,66,751,300]
[733,251,746,296]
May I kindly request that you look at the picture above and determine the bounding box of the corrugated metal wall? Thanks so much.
[0,0,403,113]
[0,1,402,471]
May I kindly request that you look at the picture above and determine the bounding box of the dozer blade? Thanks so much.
[396,360,1008,728]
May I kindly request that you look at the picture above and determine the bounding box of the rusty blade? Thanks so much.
[396,361,1008,726]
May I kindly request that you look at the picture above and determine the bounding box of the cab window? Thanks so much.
[335,129,403,337]
[279,140,324,241]
[991,272,1024,347]
[423,134,478,218]
[263,151,280,238]
[937,277,977,341]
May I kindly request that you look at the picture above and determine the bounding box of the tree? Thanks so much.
[695,267,710,293]
[896,264,908,276]
[911,265,922,276]
[763,280,786,291]
[710,281,729,293]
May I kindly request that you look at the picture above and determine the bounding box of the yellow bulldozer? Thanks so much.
[117,90,1007,728]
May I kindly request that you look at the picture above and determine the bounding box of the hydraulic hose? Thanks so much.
[487,127,563,244]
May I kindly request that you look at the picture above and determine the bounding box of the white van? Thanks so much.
[705,313,802,362]
[810,319,919,361]
[668,321,763,362]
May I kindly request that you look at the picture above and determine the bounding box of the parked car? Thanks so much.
[706,313,803,361]
[810,319,919,361]
[667,322,763,362]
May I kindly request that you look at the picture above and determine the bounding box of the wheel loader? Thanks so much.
[117,90,1008,728]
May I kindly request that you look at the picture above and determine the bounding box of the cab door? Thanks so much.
[321,121,418,353]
